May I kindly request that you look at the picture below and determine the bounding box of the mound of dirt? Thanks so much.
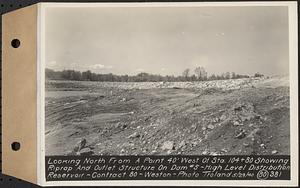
[45,76,290,156]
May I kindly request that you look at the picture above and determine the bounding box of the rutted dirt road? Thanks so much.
[45,76,290,156]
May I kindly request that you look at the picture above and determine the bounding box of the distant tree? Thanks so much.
[209,74,217,80]
[61,70,72,80]
[225,72,231,79]
[182,69,190,80]
[121,75,129,82]
[231,72,236,79]
[72,71,82,80]
[107,73,114,81]
[254,72,264,77]
[169,75,175,82]
[194,66,207,81]
[136,72,150,82]
[190,74,197,81]
[45,68,251,82]
[91,73,98,81]
[194,67,201,79]
[220,73,226,80]
[45,68,63,80]
[235,74,250,79]
[82,70,92,81]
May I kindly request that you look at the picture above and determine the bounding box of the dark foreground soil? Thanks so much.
[45,77,290,156]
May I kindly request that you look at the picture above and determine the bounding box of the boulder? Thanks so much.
[73,138,87,152]
[207,124,214,130]
[220,114,227,121]
[233,121,243,126]
[235,130,246,139]
[202,149,209,155]
[271,150,278,154]
[161,141,175,151]
[79,148,94,156]
[178,141,186,149]
[128,132,140,139]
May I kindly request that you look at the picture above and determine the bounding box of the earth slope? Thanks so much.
[45,76,290,156]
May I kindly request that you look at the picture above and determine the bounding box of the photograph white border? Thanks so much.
[37,2,298,186]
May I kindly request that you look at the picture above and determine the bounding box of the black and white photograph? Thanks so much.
[44,5,291,157]
[1,2,297,186]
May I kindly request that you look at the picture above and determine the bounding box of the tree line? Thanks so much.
[46,67,263,82]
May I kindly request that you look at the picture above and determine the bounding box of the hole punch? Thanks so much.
[11,142,21,151]
[11,39,21,48]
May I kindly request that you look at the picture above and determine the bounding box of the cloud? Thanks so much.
[89,64,105,69]
[215,32,225,37]
[136,68,145,72]
[46,60,57,68]
[88,64,113,70]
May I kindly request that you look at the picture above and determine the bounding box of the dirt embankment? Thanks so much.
[45,76,290,156]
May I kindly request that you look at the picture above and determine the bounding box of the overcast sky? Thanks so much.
[45,6,289,76]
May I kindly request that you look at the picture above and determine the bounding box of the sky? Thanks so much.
[45,6,289,76]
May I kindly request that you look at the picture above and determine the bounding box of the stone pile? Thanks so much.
[85,77,264,91]
[68,138,94,156]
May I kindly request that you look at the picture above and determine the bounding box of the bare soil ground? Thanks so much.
[45,76,290,156]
